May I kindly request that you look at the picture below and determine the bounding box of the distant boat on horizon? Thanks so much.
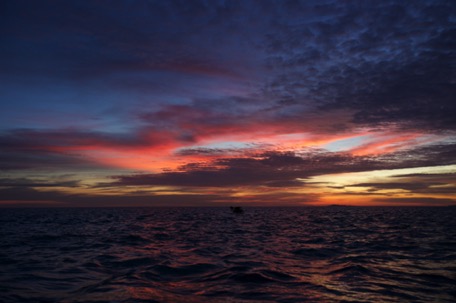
[230,206,244,214]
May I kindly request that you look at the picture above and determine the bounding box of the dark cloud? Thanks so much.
[175,147,250,157]
[109,152,314,188]
[346,168,456,195]
[2,141,454,205]
[108,143,456,188]
[0,186,317,207]
[0,128,151,150]
[110,150,366,188]
[262,0,456,131]
[0,0,261,82]
[392,172,456,179]
[0,0,454,206]
[348,182,432,191]
[0,186,228,207]
[387,142,456,167]
[0,128,184,170]
[3,0,454,132]
[0,150,99,171]
[0,178,79,188]
[0,129,162,170]
[347,182,456,195]
[0,128,128,171]
[138,101,355,141]
[373,197,456,206]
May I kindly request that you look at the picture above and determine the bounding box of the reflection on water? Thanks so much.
[0,207,455,302]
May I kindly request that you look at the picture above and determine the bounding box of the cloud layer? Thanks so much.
[1,0,455,206]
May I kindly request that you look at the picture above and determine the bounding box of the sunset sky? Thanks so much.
[1,0,455,207]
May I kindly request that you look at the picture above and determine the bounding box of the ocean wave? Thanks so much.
[1,207,455,302]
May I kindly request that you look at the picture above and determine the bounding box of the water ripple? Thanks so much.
[0,207,455,302]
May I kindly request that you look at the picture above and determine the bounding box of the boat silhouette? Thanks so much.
[230,206,244,214]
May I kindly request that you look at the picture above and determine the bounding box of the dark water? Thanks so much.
[0,207,455,303]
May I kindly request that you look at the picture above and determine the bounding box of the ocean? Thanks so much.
[0,207,455,302]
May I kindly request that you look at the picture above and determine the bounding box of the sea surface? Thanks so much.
[0,207,455,303]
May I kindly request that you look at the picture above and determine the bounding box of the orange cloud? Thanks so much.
[349,133,436,156]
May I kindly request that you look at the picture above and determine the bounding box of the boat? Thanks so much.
[230,206,244,214]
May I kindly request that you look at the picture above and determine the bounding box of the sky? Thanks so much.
[1,0,455,207]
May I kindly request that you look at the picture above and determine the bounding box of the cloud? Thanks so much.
[261,1,455,131]
[1,0,262,83]
[138,102,357,146]
[373,197,456,206]
[3,0,454,136]
[2,142,455,206]
[388,142,456,167]
[108,142,456,189]
[348,182,432,191]
[0,185,317,207]
[107,151,313,188]
[0,186,228,207]
[0,128,154,151]
[346,181,456,195]
[0,127,184,170]
[0,129,134,171]
[108,150,360,188]
[0,149,99,171]
[0,178,79,188]
[1,1,454,207]
[175,147,256,157]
